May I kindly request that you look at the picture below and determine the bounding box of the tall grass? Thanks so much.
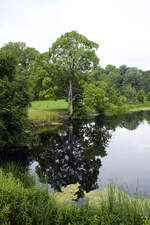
[1,164,150,225]
[28,109,66,122]
[28,99,68,122]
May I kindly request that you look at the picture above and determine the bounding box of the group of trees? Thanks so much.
[0,42,37,150]
[28,32,150,116]
[1,30,150,149]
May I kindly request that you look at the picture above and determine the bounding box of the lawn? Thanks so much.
[28,99,68,122]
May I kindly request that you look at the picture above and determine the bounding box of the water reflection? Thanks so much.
[32,119,111,192]
[1,110,150,194]
[0,147,32,169]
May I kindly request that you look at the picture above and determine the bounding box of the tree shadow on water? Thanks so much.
[32,117,112,192]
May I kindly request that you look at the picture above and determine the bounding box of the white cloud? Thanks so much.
[1,0,150,70]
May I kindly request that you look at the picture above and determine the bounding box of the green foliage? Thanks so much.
[137,90,145,103]
[147,92,150,101]
[83,81,109,113]
[2,163,36,188]
[123,67,143,90]
[30,52,56,100]
[123,84,137,103]
[0,42,39,78]
[0,45,31,151]
[105,64,117,74]
[119,64,128,75]
[49,31,99,117]
[1,168,150,225]
[0,168,55,225]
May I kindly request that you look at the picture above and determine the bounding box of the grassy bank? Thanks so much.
[1,165,150,225]
[28,99,68,123]
[105,102,150,116]
[28,100,150,123]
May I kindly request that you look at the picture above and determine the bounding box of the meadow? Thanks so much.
[28,99,68,123]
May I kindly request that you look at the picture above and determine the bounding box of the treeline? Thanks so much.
[1,31,150,149]
[1,36,150,116]
[1,36,150,112]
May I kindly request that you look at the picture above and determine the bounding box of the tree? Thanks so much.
[123,67,142,90]
[30,52,54,100]
[147,92,150,101]
[123,84,137,103]
[83,81,109,113]
[0,42,39,78]
[49,31,99,118]
[137,89,145,103]
[104,64,117,75]
[119,64,128,75]
[0,45,31,151]
[0,42,39,100]
[142,70,150,93]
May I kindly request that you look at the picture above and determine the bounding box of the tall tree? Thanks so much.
[1,42,39,78]
[49,31,99,118]
[123,67,142,90]
[0,45,31,150]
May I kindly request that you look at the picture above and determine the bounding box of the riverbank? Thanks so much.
[28,100,150,125]
[28,100,68,130]
[105,102,150,116]
[1,165,150,225]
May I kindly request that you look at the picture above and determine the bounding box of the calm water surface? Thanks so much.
[1,111,150,196]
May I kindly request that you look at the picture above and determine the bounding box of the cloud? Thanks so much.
[1,0,150,69]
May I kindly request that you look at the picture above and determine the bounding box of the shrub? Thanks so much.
[137,90,145,103]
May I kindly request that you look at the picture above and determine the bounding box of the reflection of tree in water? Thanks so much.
[104,111,149,131]
[32,118,111,192]
[0,147,32,169]
[144,110,150,126]
[120,112,144,130]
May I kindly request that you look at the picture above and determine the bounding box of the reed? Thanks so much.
[28,99,68,122]
[1,164,150,225]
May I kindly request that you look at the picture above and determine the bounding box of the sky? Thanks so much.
[1,0,150,70]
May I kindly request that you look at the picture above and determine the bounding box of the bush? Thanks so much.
[0,169,56,225]
[137,90,145,103]
[146,92,150,101]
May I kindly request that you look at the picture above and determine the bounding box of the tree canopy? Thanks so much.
[0,44,31,150]
[49,31,99,117]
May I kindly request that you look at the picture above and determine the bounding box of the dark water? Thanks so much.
[1,110,150,196]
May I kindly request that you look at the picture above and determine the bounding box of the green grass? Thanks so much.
[106,102,150,116]
[1,165,150,225]
[28,100,150,122]
[30,99,68,111]
[28,99,68,122]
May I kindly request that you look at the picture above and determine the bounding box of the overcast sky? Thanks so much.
[1,0,150,70]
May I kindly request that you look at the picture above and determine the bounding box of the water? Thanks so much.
[1,110,150,196]
[100,119,150,196]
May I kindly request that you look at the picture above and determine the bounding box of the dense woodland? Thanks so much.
[1,31,150,150]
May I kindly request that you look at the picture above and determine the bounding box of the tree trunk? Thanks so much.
[68,79,73,119]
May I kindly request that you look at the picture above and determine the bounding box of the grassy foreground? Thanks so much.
[1,165,150,225]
